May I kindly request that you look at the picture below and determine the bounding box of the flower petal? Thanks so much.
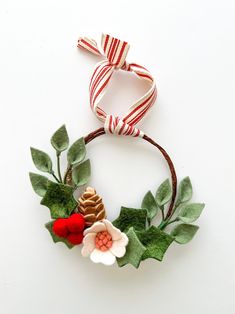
[90,249,116,266]
[110,233,129,257]
[84,221,105,236]
[103,219,122,240]
[81,233,96,257]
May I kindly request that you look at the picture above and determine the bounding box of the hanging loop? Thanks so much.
[78,34,157,137]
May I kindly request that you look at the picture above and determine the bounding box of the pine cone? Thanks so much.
[78,187,106,227]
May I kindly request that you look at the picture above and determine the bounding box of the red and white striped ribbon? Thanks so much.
[78,34,157,137]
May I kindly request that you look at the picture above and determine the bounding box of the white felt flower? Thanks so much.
[81,219,128,266]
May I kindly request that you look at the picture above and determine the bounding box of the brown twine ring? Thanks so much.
[82,127,177,219]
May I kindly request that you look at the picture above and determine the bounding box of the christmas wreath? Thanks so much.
[29,34,205,268]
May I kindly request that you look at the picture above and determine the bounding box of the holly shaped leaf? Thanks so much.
[155,179,172,206]
[171,223,199,244]
[29,172,49,197]
[175,177,193,207]
[51,125,69,153]
[137,226,174,261]
[141,191,158,223]
[117,228,146,269]
[41,181,77,219]
[30,147,52,173]
[72,159,91,187]
[178,203,205,223]
[67,137,86,165]
[45,221,74,249]
[113,207,147,232]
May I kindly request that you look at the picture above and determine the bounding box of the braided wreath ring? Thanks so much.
[29,34,204,268]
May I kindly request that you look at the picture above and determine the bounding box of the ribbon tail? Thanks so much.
[77,37,102,56]
[101,34,130,69]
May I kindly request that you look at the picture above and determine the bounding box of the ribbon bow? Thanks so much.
[78,34,157,137]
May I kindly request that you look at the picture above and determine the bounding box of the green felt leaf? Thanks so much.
[155,179,172,206]
[117,228,146,269]
[45,221,74,249]
[51,125,69,153]
[30,147,52,173]
[171,223,199,244]
[176,177,193,206]
[141,191,158,222]
[29,172,49,197]
[113,207,147,232]
[41,181,77,219]
[137,226,174,261]
[178,203,205,223]
[67,137,86,165]
[72,159,91,187]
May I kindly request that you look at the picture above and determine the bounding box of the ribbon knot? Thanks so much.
[120,61,131,71]
[104,115,143,137]
[77,34,157,137]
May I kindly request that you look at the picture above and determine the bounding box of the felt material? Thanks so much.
[137,226,174,261]
[40,181,77,219]
[90,249,116,266]
[110,237,128,258]
[178,203,205,223]
[72,159,91,187]
[67,214,85,233]
[171,223,199,244]
[50,125,69,153]
[81,233,96,257]
[141,191,158,223]
[45,221,74,249]
[104,219,123,241]
[29,172,49,197]
[95,231,113,251]
[175,177,193,207]
[117,227,146,269]
[67,137,86,165]
[82,220,128,265]
[155,179,172,206]
[84,221,106,235]
[78,186,106,227]
[52,218,69,238]
[67,233,84,245]
[48,215,85,246]
[30,147,52,173]
[113,207,147,232]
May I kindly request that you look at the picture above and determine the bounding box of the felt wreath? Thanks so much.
[29,34,205,268]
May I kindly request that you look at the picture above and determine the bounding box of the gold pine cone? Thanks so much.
[78,187,106,227]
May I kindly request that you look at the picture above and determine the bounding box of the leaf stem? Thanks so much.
[147,217,151,227]
[63,165,72,184]
[158,217,179,230]
[56,152,63,182]
[158,220,169,230]
[166,218,179,226]
[160,205,165,221]
[51,171,60,183]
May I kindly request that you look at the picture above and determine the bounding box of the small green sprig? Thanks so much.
[29,124,91,221]
[114,177,204,268]
[141,177,204,241]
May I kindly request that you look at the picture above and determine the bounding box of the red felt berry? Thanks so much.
[67,213,85,233]
[67,232,84,245]
[52,218,68,238]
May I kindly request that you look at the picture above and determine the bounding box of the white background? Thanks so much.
[0,0,235,313]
